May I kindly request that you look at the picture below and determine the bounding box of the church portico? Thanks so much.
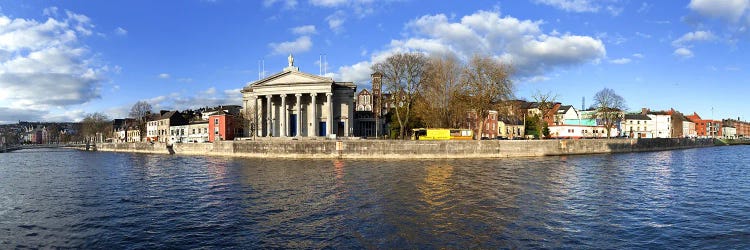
[241,55,356,139]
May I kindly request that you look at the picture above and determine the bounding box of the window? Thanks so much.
[192,129,195,134]
[215,127,219,134]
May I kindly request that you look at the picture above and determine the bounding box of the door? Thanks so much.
[337,122,345,137]
[319,122,326,136]
[289,114,297,137]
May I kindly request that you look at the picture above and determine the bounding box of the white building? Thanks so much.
[241,54,356,138]
[647,112,672,138]
[549,125,619,138]
[169,124,189,143]
[554,105,581,125]
[723,126,737,139]
[187,121,209,143]
[621,113,653,138]
[682,120,697,138]
[146,117,159,142]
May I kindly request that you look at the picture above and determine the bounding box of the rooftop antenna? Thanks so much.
[262,60,265,78]
[258,60,261,80]
[323,53,327,76]
[319,54,322,76]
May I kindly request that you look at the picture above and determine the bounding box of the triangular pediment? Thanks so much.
[247,70,333,88]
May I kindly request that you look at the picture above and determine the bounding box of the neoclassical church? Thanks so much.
[241,55,356,138]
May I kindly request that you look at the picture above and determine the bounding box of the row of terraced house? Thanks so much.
[112,105,243,143]
[466,101,750,139]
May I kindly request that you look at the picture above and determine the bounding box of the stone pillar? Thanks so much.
[281,94,287,137]
[326,93,333,137]
[350,96,354,136]
[295,93,302,137]
[266,95,272,137]
[255,96,261,137]
[311,93,317,137]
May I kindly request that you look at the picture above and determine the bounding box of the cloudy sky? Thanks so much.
[1,0,749,123]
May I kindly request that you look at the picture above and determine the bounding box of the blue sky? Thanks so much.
[1,0,749,123]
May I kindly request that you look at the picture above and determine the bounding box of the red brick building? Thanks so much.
[466,110,498,139]
[686,112,722,137]
[723,119,750,138]
[208,113,237,142]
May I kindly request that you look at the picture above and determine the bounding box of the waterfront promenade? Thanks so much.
[94,138,715,159]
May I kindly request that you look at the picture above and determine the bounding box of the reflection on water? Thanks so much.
[0,147,749,248]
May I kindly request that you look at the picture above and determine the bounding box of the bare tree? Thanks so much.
[372,52,428,139]
[461,55,514,139]
[81,112,111,143]
[129,101,153,142]
[416,54,464,128]
[531,91,558,139]
[590,88,626,139]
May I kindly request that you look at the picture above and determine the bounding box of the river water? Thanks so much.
[1,146,748,248]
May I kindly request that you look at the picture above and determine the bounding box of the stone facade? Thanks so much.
[241,55,356,138]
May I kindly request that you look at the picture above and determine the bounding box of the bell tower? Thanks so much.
[371,72,382,117]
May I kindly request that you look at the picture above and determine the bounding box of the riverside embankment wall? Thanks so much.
[95,138,714,159]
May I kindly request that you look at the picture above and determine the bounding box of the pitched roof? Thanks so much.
[557,105,574,113]
[624,114,651,120]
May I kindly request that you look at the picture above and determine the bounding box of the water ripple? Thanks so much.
[0,147,749,248]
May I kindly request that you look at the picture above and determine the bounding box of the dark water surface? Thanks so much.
[1,146,749,249]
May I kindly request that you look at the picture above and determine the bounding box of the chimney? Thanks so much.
[641,108,649,115]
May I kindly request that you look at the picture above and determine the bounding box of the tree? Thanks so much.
[590,88,626,139]
[129,101,153,142]
[372,52,428,139]
[81,112,111,143]
[415,54,465,128]
[460,55,514,139]
[531,91,557,139]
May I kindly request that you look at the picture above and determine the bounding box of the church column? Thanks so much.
[281,94,287,137]
[255,96,261,137]
[326,93,333,137]
[295,94,302,137]
[266,95,272,137]
[311,93,317,137]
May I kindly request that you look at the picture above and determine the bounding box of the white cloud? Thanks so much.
[635,32,651,39]
[533,0,599,12]
[0,10,105,111]
[140,87,243,111]
[263,0,298,8]
[309,0,349,7]
[43,6,59,16]
[114,27,128,36]
[158,73,171,79]
[609,58,631,64]
[0,107,48,123]
[688,0,750,23]
[335,10,605,83]
[308,0,380,17]
[632,53,644,59]
[674,47,694,58]
[326,11,346,32]
[638,2,652,13]
[532,0,621,14]
[672,30,716,47]
[291,25,317,35]
[338,61,373,84]
[269,36,312,55]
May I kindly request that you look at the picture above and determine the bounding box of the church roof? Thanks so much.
[242,55,355,92]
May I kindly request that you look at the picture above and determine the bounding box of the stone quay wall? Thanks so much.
[95,138,714,159]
